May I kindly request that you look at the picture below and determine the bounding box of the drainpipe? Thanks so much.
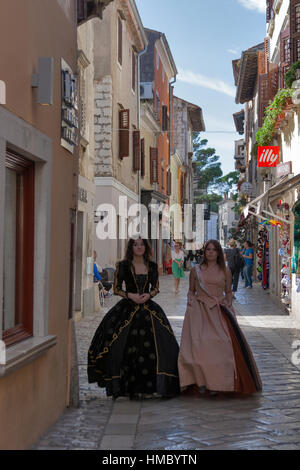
[169,74,176,238]
[137,46,148,206]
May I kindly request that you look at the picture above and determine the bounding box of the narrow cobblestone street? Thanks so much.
[33,273,300,450]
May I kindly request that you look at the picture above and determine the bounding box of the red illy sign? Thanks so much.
[258,146,279,167]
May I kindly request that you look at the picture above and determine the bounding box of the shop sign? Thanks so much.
[0,80,6,104]
[61,58,78,154]
[276,161,292,179]
[258,146,279,168]
[240,182,253,196]
[78,187,88,203]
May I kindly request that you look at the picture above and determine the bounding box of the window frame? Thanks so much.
[0,106,55,378]
[3,151,35,347]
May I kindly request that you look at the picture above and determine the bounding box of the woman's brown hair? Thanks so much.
[125,238,153,264]
[200,239,227,274]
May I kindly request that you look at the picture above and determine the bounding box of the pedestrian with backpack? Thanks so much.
[224,239,244,297]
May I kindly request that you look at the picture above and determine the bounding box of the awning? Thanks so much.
[243,190,269,219]
[243,175,295,225]
[268,173,300,201]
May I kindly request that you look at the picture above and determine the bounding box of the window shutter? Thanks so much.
[118,17,122,65]
[132,130,140,172]
[150,147,158,184]
[280,27,291,87]
[258,73,269,127]
[141,138,145,177]
[268,63,279,102]
[162,105,168,131]
[180,174,184,204]
[166,170,172,196]
[290,1,300,63]
[119,109,129,159]
[257,51,267,75]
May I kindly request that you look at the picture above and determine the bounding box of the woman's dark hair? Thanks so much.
[125,238,153,264]
[245,240,252,248]
[200,239,227,274]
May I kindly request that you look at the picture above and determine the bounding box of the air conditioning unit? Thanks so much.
[140,82,153,99]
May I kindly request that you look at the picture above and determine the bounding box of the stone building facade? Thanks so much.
[92,0,148,267]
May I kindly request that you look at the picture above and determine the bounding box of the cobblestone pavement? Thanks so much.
[33,273,300,450]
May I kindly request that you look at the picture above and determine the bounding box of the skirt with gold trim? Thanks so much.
[87,298,180,398]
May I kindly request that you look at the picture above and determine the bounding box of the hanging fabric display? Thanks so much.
[292,201,300,276]
[277,201,291,307]
[262,234,269,290]
[257,227,269,289]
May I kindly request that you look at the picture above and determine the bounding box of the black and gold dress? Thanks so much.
[87,260,180,399]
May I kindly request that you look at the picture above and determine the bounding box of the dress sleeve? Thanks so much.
[113,262,128,299]
[149,263,160,298]
[224,267,233,308]
[187,267,197,306]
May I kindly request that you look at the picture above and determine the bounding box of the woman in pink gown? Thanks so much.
[178,240,262,395]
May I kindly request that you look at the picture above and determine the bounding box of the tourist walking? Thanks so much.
[87,238,180,400]
[243,241,254,289]
[224,239,244,296]
[172,241,185,293]
[178,239,262,396]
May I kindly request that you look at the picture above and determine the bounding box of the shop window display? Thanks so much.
[277,201,291,307]
[292,201,300,293]
[257,227,269,290]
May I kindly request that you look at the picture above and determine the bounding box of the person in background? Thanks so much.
[224,239,242,298]
[93,250,113,297]
[242,241,254,289]
[240,245,246,280]
[172,241,185,293]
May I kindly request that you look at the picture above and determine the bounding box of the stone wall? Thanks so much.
[94,75,113,176]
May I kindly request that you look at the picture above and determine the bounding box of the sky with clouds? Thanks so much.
[135,0,266,176]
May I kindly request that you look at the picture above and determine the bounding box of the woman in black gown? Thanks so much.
[87,238,180,400]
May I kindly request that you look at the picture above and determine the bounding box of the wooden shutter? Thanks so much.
[118,16,122,65]
[290,0,300,63]
[141,138,145,177]
[180,174,184,204]
[132,130,140,171]
[280,27,291,87]
[258,73,269,127]
[268,63,279,102]
[119,109,129,158]
[162,105,168,131]
[150,147,158,184]
[258,51,267,75]
[166,170,172,196]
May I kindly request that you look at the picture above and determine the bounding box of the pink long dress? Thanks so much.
[178,265,262,394]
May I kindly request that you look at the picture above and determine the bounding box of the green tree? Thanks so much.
[215,171,239,194]
[194,193,223,213]
[193,133,223,193]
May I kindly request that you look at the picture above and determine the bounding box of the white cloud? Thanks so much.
[177,68,236,98]
[237,0,265,13]
[227,48,239,55]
